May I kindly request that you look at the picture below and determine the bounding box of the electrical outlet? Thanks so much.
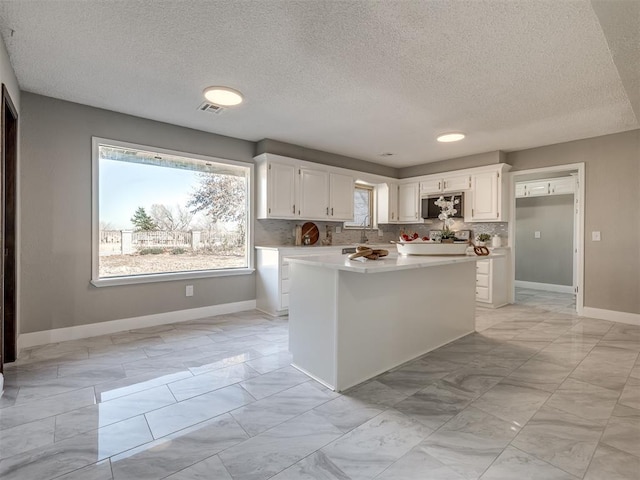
[186,285,194,297]
[534,231,541,239]
[335,226,341,234]
[378,228,384,237]
[592,231,601,241]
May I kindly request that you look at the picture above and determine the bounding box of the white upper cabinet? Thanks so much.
[515,176,575,198]
[550,177,575,195]
[524,180,550,197]
[257,159,297,219]
[398,182,420,222]
[471,171,500,220]
[255,154,355,221]
[376,182,399,224]
[329,173,355,221]
[420,173,471,195]
[419,177,442,194]
[299,168,330,219]
[468,166,511,222]
[443,174,472,192]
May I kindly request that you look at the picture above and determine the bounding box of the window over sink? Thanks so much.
[344,183,373,228]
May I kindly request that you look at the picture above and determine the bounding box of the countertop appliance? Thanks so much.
[421,193,464,219]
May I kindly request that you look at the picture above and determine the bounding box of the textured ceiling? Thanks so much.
[0,0,637,167]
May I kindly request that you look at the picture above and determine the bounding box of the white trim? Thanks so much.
[0,374,4,398]
[17,300,256,351]
[291,363,336,391]
[582,307,640,327]
[515,280,574,294]
[508,162,585,315]
[91,268,255,287]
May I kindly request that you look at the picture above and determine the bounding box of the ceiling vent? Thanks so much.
[197,102,225,115]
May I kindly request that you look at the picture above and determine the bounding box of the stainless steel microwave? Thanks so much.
[421,194,464,219]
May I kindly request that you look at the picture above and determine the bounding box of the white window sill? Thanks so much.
[91,267,255,287]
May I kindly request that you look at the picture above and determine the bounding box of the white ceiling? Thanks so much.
[0,0,637,168]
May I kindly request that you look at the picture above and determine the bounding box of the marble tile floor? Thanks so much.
[515,287,577,315]
[0,305,638,479]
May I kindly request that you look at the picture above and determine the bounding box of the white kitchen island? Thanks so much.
[287,253,484,392]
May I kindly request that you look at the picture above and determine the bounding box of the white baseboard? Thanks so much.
[17,300,257,351]
[582,307,640,327]
[515,280,574,294]
[0,374,4,398]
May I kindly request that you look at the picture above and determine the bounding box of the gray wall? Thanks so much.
[398,151,504,178]
[507,129,640,314]
[515,196,574,286]
[20,93,257,334]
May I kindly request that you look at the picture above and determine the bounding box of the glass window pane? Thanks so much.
[97,143,250,279]
[345,186,372,227]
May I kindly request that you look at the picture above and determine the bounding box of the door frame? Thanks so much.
[507,162,585,315]
[1,84,18,370]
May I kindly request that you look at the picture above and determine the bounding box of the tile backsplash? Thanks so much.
[399,220,509,243]
[255,219,508,246]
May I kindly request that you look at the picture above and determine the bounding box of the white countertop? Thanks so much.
[255,243,395,251]
[285,252,504,273]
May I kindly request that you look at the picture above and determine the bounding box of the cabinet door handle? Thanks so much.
[292,204,295,214]
[391,212,394,219]
[326,207,329,215]
[438,181,441,190]
[331,207,334,216]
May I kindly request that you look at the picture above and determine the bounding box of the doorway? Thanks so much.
[508,163,585,315]
[1,84,17,372]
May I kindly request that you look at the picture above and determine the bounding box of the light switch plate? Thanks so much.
[534,231,541,238]
[592,231,601,241]
[186,285,194,297]
[336,226,341,234]
[378,228,384,237]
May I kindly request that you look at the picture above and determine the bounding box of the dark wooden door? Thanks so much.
[1,84,17,371]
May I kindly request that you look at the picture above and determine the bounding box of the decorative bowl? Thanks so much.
[395,241,469,256]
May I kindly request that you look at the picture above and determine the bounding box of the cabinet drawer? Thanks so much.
[476,260,490,275]
[476,286,489,301]
[281,278,291,294]
[476,274,489,288]
[281,293,289,308]
[281,263,290,280]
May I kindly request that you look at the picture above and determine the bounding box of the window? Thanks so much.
[344,184,373,228]
[92,138,252,286]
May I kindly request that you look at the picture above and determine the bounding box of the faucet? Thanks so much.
[360,215,370,244]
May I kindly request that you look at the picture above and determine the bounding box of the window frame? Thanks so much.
[91,137,254,287]
[344,183,377,229]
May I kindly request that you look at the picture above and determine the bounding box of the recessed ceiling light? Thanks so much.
[379,152,394,157]
[203,86,243,106]
[437,132,465,143]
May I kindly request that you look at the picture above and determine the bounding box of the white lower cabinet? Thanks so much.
[256,248,297,316]
[475,256,508,308]
[256,245,396,315]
